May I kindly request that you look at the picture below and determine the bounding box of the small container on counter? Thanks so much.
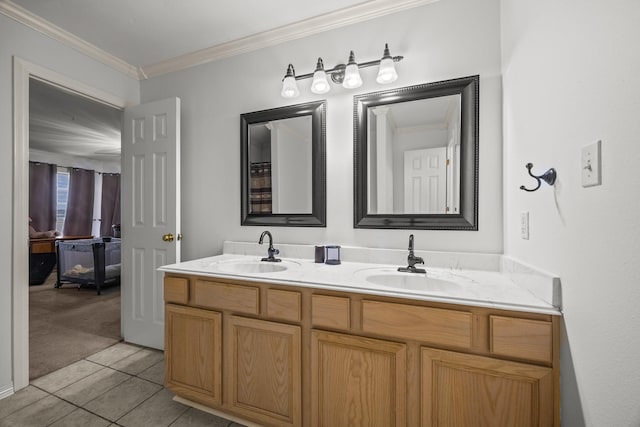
[314,245,325,263]
[324,245,341,265]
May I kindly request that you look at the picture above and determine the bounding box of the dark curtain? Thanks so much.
[100,173,121,236]
[29,161,57,231]
[63,168,95,236]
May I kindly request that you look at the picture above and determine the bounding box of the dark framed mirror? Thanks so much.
[241,100,326,227]
[353,75,479,230]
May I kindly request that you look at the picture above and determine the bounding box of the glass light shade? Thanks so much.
[311,70,330,94]
[376,57,398,84]
[342,50,363,89]
[281,76,300,98]
[281,65,300,99]
[342,63,362,89]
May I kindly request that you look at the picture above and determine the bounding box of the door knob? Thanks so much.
[162,233,175,242]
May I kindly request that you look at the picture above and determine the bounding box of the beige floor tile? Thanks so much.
[0,386,48,419]
[170,407,232,427]
[49,408,111,427]
[0,395,74,427]
[117,389,188,427]
[83,377,161,422]
[55,367,131,406]
[110,349,163,375]
[31,359,103,393]
[137,360,164,385]
[86,343,142,366]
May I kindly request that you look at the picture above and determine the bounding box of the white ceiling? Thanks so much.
[390,95,459,129]
[12,0,438,158]
[12,0,374,67]
[29,79,122,160]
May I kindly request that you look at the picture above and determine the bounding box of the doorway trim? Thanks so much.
[12,56,128,390]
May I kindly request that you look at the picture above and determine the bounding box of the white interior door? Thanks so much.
[404,147,447,213]
[122,97,181,349]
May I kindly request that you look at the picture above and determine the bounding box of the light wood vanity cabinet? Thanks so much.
[227,316,301,426]
[164,304,222,407]
[311,330,407,427]
[421,348,553,426]
[164,274,560,427]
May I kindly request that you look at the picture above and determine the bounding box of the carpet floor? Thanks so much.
[29,271,122,380]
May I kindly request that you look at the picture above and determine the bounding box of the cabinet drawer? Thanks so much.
[164,277,189,304]
[193,280,259,315]
[362,300,472,349]
[31,241,54,254]
[312,295,350,330]
[490,315,553,363]
[267,289,301,323]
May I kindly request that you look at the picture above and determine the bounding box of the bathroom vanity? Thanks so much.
[159,250,560,427]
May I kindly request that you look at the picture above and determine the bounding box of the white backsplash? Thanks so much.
[501,256,562,309]
[223,241,501,271]
[222,240,561,311]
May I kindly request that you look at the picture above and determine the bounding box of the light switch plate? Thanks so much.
[582,140,601,187]
[520,211,529,240]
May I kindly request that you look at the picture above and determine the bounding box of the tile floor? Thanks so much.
[0,342,245,427]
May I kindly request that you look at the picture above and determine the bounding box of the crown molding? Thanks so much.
[141,0,440,79]
[1,0,438,81]
[0,0,140,80]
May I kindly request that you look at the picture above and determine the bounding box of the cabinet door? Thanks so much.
[165,304,222,407]
[311,330,407,427]
[227,316,301,427]
[421,347,554,427]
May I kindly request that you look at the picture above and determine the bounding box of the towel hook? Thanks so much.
[519,163,557,192]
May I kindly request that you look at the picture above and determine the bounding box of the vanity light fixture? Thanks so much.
[280,44,403,98]
[280,64,300,99]
[342,51,363,89]
[310,58,330,94]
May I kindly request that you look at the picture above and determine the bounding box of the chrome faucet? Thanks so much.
[398,234,426,273]
[258,230,281,262]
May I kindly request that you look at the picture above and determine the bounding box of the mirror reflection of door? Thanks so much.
[367,95,461,215]
[404,147,447,213]
[248,116,312,214]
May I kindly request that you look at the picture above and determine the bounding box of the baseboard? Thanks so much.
[0,382,14,400]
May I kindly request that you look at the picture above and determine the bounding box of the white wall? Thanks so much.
[501,1,640,425]
[0,13,139,392]
[140,0,504,260]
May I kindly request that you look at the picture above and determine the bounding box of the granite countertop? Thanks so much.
[159,242,562,316]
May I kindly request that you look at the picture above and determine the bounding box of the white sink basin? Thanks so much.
[216,259,299,274]
[355,268,461,293]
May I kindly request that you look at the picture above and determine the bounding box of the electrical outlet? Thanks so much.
[582,140,602,187]
[520,211,530,240]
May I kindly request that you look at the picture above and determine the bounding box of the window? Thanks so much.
[56,167,69,232]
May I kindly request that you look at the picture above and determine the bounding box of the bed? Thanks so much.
[55,237,121,295]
